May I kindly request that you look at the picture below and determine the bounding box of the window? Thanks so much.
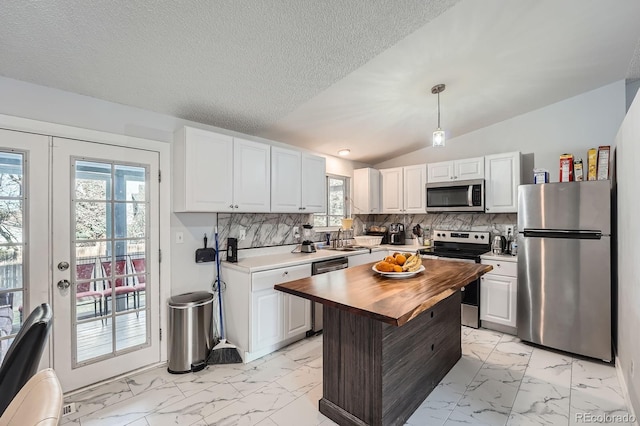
[314,175,349,228]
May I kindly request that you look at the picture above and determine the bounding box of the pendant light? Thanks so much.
[431,84,446,147]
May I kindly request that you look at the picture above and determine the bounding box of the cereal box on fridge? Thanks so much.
[560,154,574,182]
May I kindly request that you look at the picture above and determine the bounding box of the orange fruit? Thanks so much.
[395,254,406,266]
[384,256,397,264]
[393,265,402,272]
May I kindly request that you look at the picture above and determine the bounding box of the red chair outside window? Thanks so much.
[75,263,101,318]
[131,258,146,316]
[101,258,136,315]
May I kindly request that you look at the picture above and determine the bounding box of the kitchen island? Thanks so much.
[274,259,492,426]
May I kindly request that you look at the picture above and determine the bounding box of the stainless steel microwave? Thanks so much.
[425,179,485,212]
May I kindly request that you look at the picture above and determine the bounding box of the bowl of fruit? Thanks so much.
[372,252,424,278]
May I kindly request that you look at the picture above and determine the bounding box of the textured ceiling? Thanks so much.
[1,1,639,164]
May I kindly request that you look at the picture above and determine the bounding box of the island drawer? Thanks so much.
[481,259,517,277]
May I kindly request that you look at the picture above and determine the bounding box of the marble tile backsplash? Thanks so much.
[354,213,517,240]
[217,213,317,252]
[216,212,517,256]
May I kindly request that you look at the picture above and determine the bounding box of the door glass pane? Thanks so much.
[0,201,23,243]
[0,153,23,197]
[76,202,111,240]
[73,159,149,365]
[75,161,111,200]
[0,151,25,365]
[116,312,147,351]
[114,202,145,239]
[77,318,113,363]
[114,165,146,201]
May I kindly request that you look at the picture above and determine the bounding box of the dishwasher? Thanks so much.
[306,256,348,336]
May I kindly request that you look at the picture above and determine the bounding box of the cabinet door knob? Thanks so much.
[302,207,306,210]
[229,204,234,208]
[235,205,239,208]
[283,271,288,276]
[450,176,454,180]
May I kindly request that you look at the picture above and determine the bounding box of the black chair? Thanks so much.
[0,303,52,416]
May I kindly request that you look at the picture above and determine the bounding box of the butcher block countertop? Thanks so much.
[274,259,492,327]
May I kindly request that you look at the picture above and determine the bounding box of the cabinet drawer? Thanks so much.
[252,264,311,292]
[482,259,517,277]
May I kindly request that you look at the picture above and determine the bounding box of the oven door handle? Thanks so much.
[467,185,473,207]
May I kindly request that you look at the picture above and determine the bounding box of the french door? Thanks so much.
[52,137,160,392]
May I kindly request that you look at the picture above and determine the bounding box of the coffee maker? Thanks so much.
[300,224,316,253]
[388,223,405,245]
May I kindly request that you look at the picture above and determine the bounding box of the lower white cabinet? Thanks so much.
[222,263,311,362]
[480,258,517,331]
[348,251,382,267]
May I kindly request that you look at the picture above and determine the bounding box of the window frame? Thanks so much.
[314,174,350,232]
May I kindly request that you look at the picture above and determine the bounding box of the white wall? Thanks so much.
[615,89,640,418]
[0,76,364,295]
[375,81,626,183]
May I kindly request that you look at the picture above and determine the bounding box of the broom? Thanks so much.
[208,227,242,364]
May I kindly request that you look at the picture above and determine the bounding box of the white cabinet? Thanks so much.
[233,137,271,212]
[283,293,311,339]
[271,148,326,213]
[301,153,326,213]
[173,127,233,212]
[252,289,283,349]
[427,157,484,183]
[353,168,380,214]
[173,127,270,212]
[485,152,521,213]
[380,165,426,213]
[480,258,517,331]
[348,251,381,267]
[250,264,311,356]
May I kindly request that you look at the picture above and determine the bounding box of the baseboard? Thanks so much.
[480,320,517,336]
[615,354,639,426]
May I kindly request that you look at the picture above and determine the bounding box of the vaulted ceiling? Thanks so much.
[1,1,639,164]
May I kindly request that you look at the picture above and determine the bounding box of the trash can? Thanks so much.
[167,291,214,374]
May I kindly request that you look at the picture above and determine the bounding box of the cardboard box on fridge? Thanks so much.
[597,146,610,180]
[587,148,598,180]
[559,154,574,182]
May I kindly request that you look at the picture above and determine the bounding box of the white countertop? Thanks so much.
[480,252,518,262]
[223,245,387,273]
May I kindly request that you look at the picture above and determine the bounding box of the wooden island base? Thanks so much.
[319,292,462,426]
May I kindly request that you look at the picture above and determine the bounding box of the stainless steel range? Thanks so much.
[420,230,490,328]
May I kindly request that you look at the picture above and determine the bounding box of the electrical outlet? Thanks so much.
[176,232,184,244]
[239,227,246,241]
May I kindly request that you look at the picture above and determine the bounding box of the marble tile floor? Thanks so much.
[61,327,636,426]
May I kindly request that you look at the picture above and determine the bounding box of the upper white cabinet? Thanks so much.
[173,127,234,212]
[271,148,326,213]
[380,165,426,213]
[427,157,484,183]
[233,137,271,212]
[485,152,521,213]
[301,153,326,213]
[173,127,270,212]
[353,168,380,214]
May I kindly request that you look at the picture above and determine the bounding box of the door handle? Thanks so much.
[57,279,71,290]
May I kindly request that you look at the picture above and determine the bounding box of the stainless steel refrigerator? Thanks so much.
[517,181,612,361]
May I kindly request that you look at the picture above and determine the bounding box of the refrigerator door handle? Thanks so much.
[522,229,602,239]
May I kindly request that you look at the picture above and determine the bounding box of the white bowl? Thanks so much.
[353,235,383,247]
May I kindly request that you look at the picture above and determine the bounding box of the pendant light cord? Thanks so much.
[437,91,441,129]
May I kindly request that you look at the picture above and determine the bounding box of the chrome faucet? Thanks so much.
[334,229,342,248]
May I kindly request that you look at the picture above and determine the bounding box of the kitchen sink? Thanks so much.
[324,245,368,252]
